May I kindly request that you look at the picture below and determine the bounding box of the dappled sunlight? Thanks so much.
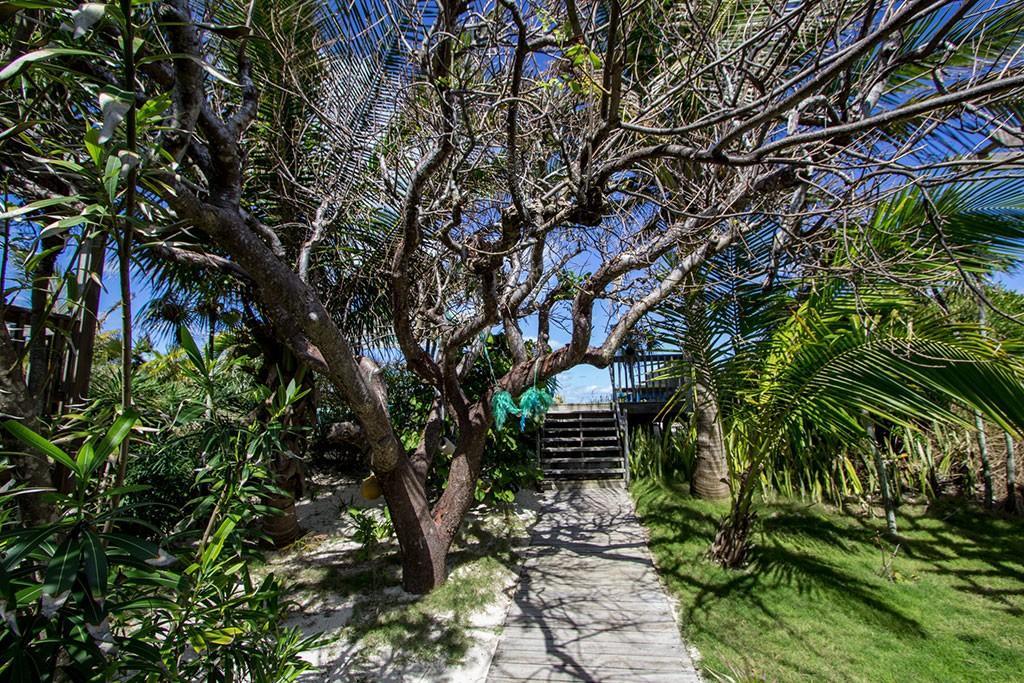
[633,480,1024,681]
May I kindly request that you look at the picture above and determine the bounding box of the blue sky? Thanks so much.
[6,223,1024,404]
[553,266,1024,402]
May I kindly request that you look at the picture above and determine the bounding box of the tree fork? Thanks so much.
[377,458,447,594]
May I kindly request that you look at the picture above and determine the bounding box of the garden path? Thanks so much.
[486,486,701,682]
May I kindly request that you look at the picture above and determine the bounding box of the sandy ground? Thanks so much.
[262,474,536,682]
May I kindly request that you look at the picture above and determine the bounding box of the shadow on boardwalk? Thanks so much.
[486,487,700,682]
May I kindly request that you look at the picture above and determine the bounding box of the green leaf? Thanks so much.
[177,325,207,377]
[3,420,80,477]
[84,126,103,167]
[41,213,89,239]
[0,48,103,81]
[93,409,139,468]
[101,533,159,562]
[103,155,122,204]
[43,536,82,596]
[74,443,98,480]
[80,530,108,596]
[1,524,59,570]
[136,92,171,125]
[0,195,82,220]
[202,514,239,569]
[113,596,179,613]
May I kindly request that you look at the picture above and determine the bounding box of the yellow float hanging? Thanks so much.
[360,474,382,500]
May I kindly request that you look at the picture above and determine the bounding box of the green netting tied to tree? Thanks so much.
[518,385,554,430]
[484,337,554,430]
[492,390,520,430]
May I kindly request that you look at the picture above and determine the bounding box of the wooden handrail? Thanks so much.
[611,351,684,404]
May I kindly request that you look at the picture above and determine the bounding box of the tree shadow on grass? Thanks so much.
[635,483,927,677]
[876,503,1024,617]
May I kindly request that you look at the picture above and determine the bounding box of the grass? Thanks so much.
[632,478,1024,682]
[346,555,511,665]
[341,510,522,668]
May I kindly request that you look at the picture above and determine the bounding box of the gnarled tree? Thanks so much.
[3,0,1023,591]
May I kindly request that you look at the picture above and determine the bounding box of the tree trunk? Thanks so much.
[974,305,994,508]
[250,326,318,548]
[691,375,730,499]
[379,460,447,593]
[263,452,306,547]
[26,234,63,415]
[682,277,730,499]
[377,404,490,594]
[709,468,756,567]
[975,412,993,508]
[69,232,107,404]
[0,326,52,525]
[1005,432,1020,514]
[868,423,898,536]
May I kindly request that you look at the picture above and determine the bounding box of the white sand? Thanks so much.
[262,475,535,682]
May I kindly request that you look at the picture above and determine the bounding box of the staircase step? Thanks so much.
[541,408,623,482]
[543,425,618,434]
[541,445,620,454]
[544,468,624,478]
[541,457,623,465]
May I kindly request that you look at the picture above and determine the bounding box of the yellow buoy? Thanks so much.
[360,474,382,500]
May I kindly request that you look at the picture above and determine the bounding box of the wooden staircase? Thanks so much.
[540,405,625,484]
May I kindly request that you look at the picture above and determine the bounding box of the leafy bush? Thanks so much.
[0,328,320,680]
[473,426,542,506]
[123,440,198,535]
[630,423,697,483]
[0,417,318,682]
[347,506,394,561]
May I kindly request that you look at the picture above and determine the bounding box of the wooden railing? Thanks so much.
[609,351,684,404]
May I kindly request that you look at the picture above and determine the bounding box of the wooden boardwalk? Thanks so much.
[486,487,700,682]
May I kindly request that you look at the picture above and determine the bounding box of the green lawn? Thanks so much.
[632,480,1024,682]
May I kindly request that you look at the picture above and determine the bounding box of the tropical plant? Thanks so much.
[347,506,395,562]
[629,425,698,484]
[4,0,1024,593]
[0,415,318,681]
[714,286,1024,565]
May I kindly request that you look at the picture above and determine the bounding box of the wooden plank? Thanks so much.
[485,488,699,683]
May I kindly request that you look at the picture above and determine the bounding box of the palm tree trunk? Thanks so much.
[1005,432,1020,513]
[263,452,305,547]
[683,279,730,499]
[974,302,994,508]
[108,1,137,510]
[253,341,318,548]
[26,234,63,415]
[709,466,757,567]
[69,232,108,404]
[0,326,51,525]
[975,412,993,508]
[691,374,730,499]
[867,423,897,536]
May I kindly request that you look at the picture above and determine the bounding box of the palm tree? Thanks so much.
[656,174,1024,563]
